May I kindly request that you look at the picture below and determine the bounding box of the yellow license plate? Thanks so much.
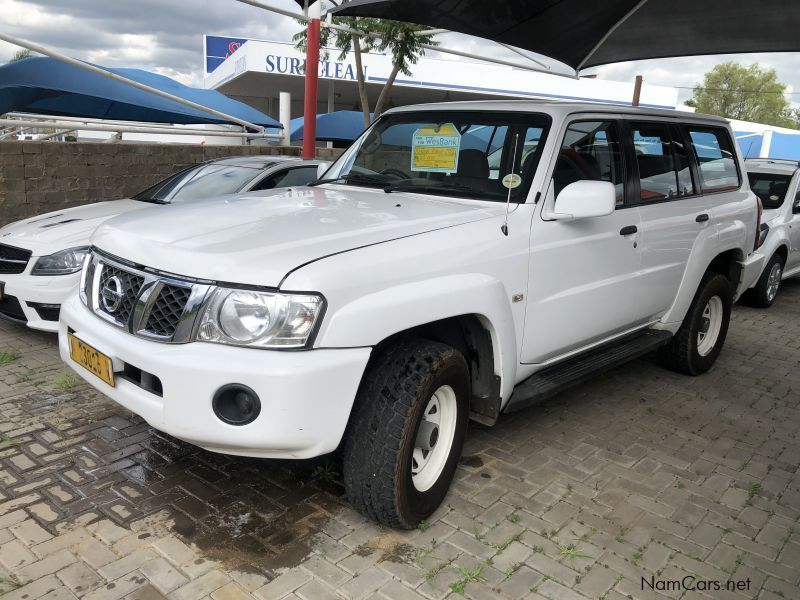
[68,333,115,387]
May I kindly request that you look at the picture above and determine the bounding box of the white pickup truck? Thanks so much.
[59,101,764,528]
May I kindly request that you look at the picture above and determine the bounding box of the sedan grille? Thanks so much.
[0,244,32,275]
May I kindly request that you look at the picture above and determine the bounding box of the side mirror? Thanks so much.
[546,180,616,221]
[316,162,332,179]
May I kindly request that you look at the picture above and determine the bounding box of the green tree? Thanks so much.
[690,62,794,128]
[9,49,34,62]
[295,16,438,127]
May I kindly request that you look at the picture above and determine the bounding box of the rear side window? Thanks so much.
[687,127,740,192]
[747,172,792,209]
[631,123,695,202]
[555,120,624,204]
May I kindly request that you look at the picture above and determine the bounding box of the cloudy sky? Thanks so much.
[1,0,799,106]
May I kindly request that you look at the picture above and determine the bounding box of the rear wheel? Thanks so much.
[744,253,784,308]
[343,338,469,529]
[660,272,732,376]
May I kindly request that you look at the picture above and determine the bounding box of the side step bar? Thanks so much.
[505,329,673,413]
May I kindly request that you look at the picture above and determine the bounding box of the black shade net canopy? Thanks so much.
[329,0,800,72]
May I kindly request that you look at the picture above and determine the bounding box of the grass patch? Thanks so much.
[559,543,590,561]
[0,434,17,448]
[54,371,80,390]
[0,574,21,589]
[0,351,18,365]
[311,461,339,484]
[747,482,762,504]
[449,564,488,595]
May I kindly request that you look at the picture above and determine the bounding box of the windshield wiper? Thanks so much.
[134,197,169,205]
[383,180,481,197]
[308,173,389,188]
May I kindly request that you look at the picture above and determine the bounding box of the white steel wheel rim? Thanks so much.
[411,385,458,492]
[766,262,782,302]
[697,296,723,357]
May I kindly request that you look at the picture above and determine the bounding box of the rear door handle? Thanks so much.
[696,213,710,223]
[619,225,638,236]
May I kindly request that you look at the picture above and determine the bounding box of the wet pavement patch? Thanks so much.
[0,390,349,575]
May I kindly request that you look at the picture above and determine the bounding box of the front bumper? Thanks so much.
[59,294,372,459]
[0,270,79,332]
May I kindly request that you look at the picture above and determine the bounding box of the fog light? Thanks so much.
[212,384,261,426]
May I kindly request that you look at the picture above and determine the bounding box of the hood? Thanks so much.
[0,200,145,256]
[92,186,504,287]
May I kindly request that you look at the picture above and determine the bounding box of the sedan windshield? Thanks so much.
[326,111,551,202]
[134,163,271,204]
[748,172,793,209]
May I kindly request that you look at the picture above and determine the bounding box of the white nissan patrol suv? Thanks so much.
[60,102,763,528]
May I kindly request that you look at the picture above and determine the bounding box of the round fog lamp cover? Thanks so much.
[212,384,261,426]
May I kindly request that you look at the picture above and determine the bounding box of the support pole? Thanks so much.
[760,130,773,159]
[279,92,292,147]
[632,75,643,107]
[303,1,322,159]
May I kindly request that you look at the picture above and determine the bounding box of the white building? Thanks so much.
[203,35,680,122]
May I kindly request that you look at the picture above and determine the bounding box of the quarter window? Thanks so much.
[555,121,624,204]
[630,123,694,202]
[688,127,740,192]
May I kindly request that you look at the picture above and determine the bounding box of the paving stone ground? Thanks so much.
[0,282,799,600]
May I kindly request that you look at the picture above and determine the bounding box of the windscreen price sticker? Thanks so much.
[411,123,461,173]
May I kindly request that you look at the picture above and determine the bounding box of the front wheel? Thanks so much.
[660,272,732,376]
[343,339,469,529]
[744,253,784,308]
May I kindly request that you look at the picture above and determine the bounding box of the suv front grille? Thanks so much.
[0,244,32,275]
[86,253,210,343]
[97,265,144,325]
[144,284,192,337]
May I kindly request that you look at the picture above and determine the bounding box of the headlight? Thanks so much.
[196,288,324,349]
[32,247,90,276]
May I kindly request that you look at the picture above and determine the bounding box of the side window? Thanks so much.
[630,123,694,202]
[687,127,740,192]
[795,189,800,213]
[251,166,319,191]
[555,121,624,204]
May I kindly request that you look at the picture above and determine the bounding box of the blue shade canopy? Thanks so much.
[0,57,281,128]
[290,110,372,143]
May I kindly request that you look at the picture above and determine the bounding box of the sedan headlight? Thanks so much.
[196,288,324,349]
[32,247,90,276]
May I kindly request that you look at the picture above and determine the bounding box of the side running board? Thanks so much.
[505,329,673,413]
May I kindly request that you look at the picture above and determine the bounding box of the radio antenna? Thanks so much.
[501,133,520,236]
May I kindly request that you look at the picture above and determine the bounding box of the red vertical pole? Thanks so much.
[303,15,321,159]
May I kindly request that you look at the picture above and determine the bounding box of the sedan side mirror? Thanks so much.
[317,162,332,180]
[545,180,616,221]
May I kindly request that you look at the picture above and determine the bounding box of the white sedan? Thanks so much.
[0,155,322,331]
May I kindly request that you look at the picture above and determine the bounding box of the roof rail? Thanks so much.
[745,158,800,167]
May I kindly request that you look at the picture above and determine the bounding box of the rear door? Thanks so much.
[522,118,644,363]
[627,121,711,319]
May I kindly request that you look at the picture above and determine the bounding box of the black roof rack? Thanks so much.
[745,157,800,167]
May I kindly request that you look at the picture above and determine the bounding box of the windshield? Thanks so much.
[748,171,793,210]
[326,111,550,202]
[134,163,271,203]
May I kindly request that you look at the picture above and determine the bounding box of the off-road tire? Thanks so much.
[343,338,469,529]
[743,253,784,308]
[660,272,732,376]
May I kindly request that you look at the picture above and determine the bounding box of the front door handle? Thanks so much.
[696,213,710,223]
[620,225,638,236]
